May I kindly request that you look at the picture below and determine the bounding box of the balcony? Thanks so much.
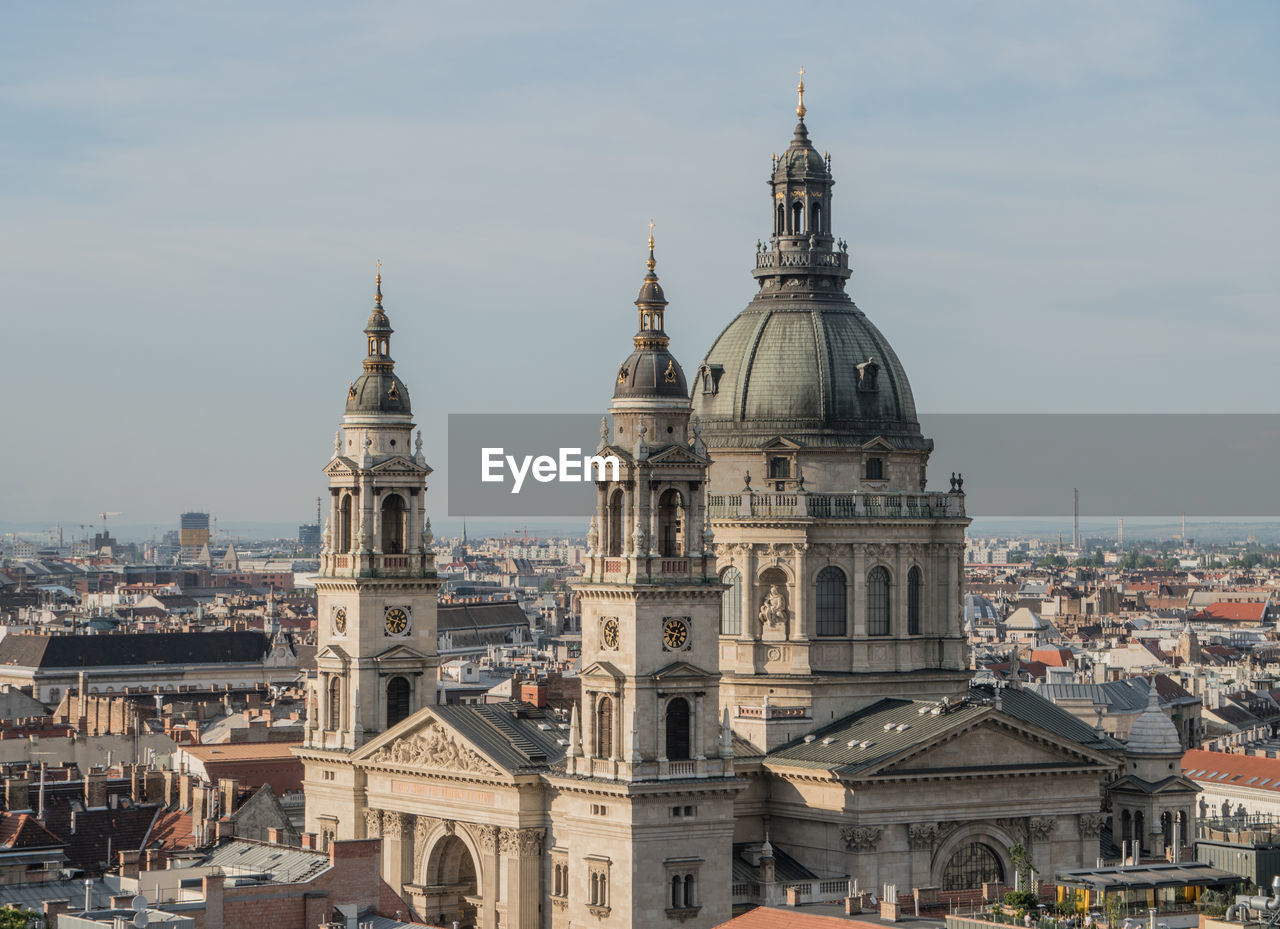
[707,491,964,520]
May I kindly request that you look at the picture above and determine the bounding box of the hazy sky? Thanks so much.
[2,1,1276,535]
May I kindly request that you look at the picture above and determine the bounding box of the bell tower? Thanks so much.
[305,267,441,754]
[573,228,730,782]
[551,231,740,929]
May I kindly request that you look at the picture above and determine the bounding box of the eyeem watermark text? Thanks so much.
[481,447,620,494]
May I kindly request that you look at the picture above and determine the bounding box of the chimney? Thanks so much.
[202,872,225,929]
[267,827,283,844]
[218,778,238,817]
[215,817,236,841]
[85,772,108,809]
[118,850,141,879]
[42,900,71,921]
[144,770,165,804]
[300,832,317,850]
[4,777,30,812]
[161,770,177,806]
[178,773,194,810]
[192,786,209,844]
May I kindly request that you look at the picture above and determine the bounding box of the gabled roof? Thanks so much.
[765,687,1118,778]
[0,812,65,850]
[0,631,270,670]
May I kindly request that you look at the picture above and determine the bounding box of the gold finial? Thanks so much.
[796,66,806,119]
[646,219,656,272]
[374,259,383,307]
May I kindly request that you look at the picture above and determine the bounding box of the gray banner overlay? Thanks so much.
[448,413,1280,518]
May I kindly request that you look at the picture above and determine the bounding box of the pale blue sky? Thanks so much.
[2,1,1276,532]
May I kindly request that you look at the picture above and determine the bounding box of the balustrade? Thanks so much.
[706,491,963,519]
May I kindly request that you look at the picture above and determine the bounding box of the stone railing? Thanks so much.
[707,491,964,520]
[754,249,848,271]
[736,704,809,720]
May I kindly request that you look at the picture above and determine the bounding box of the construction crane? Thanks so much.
[97,512,122,536]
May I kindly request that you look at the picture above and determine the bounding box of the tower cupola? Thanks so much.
[346,265,412,415]
[613,225,688,401]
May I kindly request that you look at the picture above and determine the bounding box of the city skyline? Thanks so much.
[3,1,1277,526]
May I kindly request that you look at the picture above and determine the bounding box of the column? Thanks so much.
[791,544,810,673]
[741,545,758,642]
[476,825,500,929]
[381,813,413,892]
[693,693,705,762]
[501,828,544,929]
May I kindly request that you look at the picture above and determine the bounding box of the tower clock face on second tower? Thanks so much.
[384,605,411,636]
[663,617,690,650]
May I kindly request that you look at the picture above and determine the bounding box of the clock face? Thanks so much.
[602,617,620,650]
[384,606,410,636]
[333,606,347,635]
[663,617,689,650]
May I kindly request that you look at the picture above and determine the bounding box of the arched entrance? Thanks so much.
[941,841,1005,891]
[423,834,479,929]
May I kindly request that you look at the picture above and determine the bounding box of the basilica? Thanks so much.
[295,80,1142,929]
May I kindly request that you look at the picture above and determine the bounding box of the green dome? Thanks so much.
[346,370,411,415]
[691,302,924,449]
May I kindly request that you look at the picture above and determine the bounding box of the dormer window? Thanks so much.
[865,457,884,481]
[699,364,724,396]
[856,357,879,393]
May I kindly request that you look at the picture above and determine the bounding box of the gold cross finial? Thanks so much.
[375,259,383,306]
[796,66,807,119]
[646,219,656,272]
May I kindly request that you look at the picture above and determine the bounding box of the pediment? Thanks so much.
[861,436,895,452]
[652,660,715,680]
[370,456,431,476]
[862,714,1114,779]
[580,660,625,680]
[355,707,503,775]
[316,643,352,663]
[324,457,356,476]
[645,444,709,466]
[373,643,432,662]
[761,436,804,450]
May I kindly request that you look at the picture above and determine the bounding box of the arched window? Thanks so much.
[684,874,695,907]
[380,493,406,554]
[327,677,342,730]
[907,566,922,635]
[720,567,742,635]
[607,490,624,557]
[590,872,599,905]
[672,875,683,908]
[815,566,847,636]
[867,566,891,636]
[665,697,691,761]
[595,696,614,759]
[941,842,1004,891]
[657,488,683,557]
[386,676,411,728]
[865,457,884,481]
[792,201,804,235]
[338,494,353,553]
[811,201,823,236]
[776,203,785,235]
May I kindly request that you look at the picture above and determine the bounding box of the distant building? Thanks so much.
[179,512,211,557]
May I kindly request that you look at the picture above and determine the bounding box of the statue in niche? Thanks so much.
[759,584,791,633]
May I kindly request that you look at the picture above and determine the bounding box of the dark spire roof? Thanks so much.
[346,264,411,415]
[613,226,687,401]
